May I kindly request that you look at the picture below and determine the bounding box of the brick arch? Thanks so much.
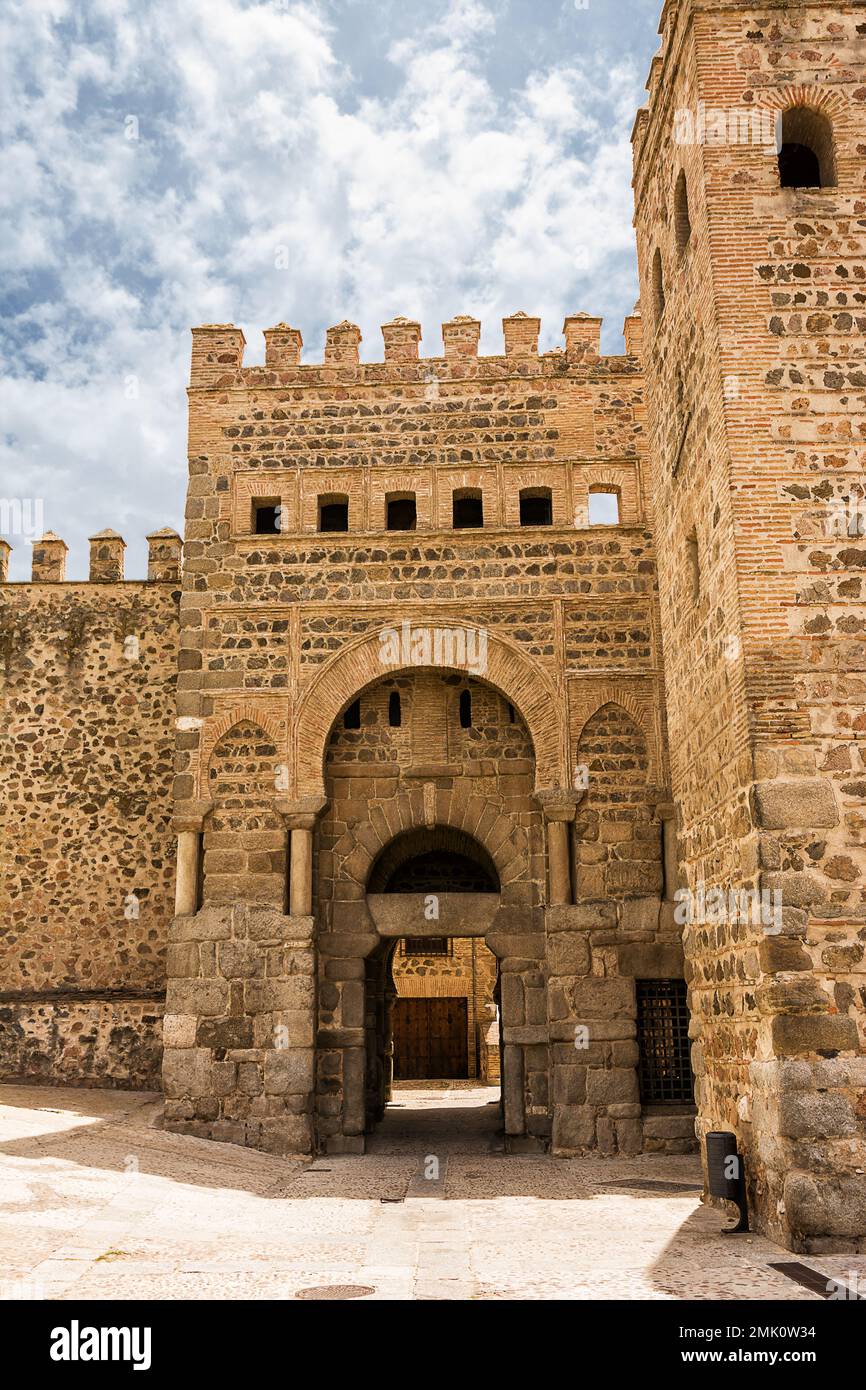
[204,714,280,786]
[200,704,285,792]
[759,84,848,121]
[296,627,563,797]
[328,785,536,895]
[574,695,658,785]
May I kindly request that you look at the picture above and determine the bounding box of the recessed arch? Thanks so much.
[651,248,665,323]
[573,693,659,785]
[777,106,835,189]
[673,169,691,253]
[296,627,563,797]
[367,826,500,894]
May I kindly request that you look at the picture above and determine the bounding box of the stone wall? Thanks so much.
[0,532,180,1087]
[162,903,315,1153]
[632,0,866,1249]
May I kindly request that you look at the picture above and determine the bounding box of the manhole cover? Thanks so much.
[295,1285,376,1301]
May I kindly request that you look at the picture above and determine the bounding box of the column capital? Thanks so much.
[534,788,582,822]
[275,795,328,830]
[652,792,676,820]
[172,799,212,833]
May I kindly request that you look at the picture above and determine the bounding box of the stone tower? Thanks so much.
[632,0,865,1249]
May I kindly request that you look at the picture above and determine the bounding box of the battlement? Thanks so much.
[189,309,644,387]
[1,527,182,584]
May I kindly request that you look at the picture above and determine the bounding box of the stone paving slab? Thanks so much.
[2,1083,864,1302]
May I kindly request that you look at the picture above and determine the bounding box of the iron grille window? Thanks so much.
[636,978,694,1104]
[401,937,451,957]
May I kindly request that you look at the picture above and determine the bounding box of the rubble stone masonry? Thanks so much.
[0,531,181,1085]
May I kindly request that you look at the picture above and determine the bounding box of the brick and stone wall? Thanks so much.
[632,0,866,1249]
[167,309,682,1160]
[0,530,181,1087]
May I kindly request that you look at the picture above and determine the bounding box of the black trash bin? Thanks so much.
[706,1130,749,1233]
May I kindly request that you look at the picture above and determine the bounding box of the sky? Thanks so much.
[0,0,663,580]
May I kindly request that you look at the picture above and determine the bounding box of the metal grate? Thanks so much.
[636,978,694,1104]
[401,937,451,957]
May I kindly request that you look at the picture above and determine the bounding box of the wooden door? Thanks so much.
[392,998,468,1079]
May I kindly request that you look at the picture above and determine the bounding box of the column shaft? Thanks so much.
[289,826,313,915]
[547,819,572,905]
[174,831,200,915]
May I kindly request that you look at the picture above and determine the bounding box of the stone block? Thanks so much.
[500,973,525,1025]
[784,1170,866,1238]
[547,933,591,977]
[569,977,634,1019]
[641,1114,696,1140]
[164,980,228,1018]
[618,897,662,933]
[166,942,201,978]
[777,1093,856,1139]
[617,942,684,978]
[264,1048,314,1095]
[196,1017,253,1050]
[244,977,314,1013]
[596,1116,617,1154]
[771,1013,859,1056]
[551,1104,596,1151]
[163,1013,197,1049]
[169,908,231,942]
[219,939,264,979]
[237,1061,263,1095]
[751,780,839,830]
[586,1067,639,1105]
[553,1066,586,1105]
[615,1118,643,1154]
[546,903,617,932]
[758,937,812,973]
[163,1047,212,1099]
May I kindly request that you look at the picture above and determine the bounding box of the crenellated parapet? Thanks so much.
[188,308,639,387]
[1,528,182,583]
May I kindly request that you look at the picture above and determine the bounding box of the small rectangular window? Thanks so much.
[386,495,417,531]
[519,490,552,526]
[319,497,349,532]
[401,937,451,957]
[453,491,483,529]
[253,500,281,534]
[636,978,694,1104]
[588,491,620,525]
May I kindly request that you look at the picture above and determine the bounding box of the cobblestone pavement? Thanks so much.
[1,1083,863,1301]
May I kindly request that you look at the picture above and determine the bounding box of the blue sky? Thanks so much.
[0,0,662,579]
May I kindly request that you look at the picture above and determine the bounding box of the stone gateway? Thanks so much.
[0,0,864,1255]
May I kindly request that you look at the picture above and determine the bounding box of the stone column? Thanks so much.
[277,796,328,917]
[535,789,582,906]
[172,804,209,916]
[174,831,200,915]
[656,800,678,901]
[290,826,313,915]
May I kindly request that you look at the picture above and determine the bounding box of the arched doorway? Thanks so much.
[315,668,547,1154]
[363,827,502,1139]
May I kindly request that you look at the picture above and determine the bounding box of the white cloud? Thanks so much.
[0,0,647,579]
